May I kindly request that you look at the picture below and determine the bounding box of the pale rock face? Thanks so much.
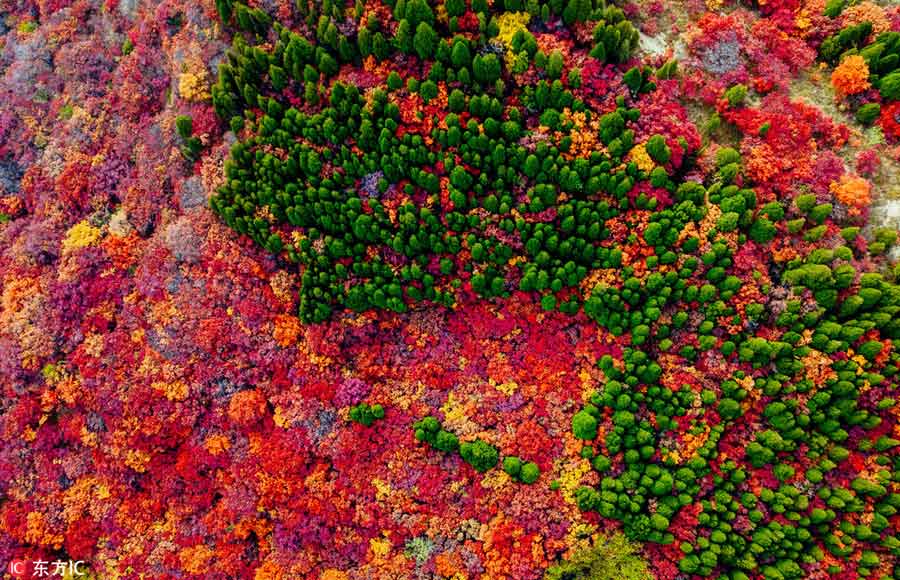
[118,0,141,19]
[164,215,202,263]
[639,31,687,61]
[108,208,133,237]
[871,198,900,260]
[0,158,22,195]
[178,176,206,209]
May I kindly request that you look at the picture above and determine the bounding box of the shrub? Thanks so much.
[175,115,194,140]
[831,55,870,97]
[657,59,678,80]
[444,0,465,17]
[592,454,612,472]
[749,217,777,243]
[717,212,739,232]
[451,39,471,69]
[824,0,847,17]
[544,533,653,580]
[563,0,593,25]
[419,79,438,102]
[875,436,900,452]
[880,71,900,101]
[718,398,742,420]
[716,147,741,167]
[819,22,872,65]
[547,50,564,79]
[795,193,817,213]
[460,439,499,472]
[448,88,466,112]
[434,429,459,452]
[875,227,898,247]
[503,456,522,477]
[623,66,652,94]
[859,340,884,360]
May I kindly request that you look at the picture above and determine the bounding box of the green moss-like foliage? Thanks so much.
[348,403,385,426]
[824,0,847,18]
[562,0,592,26]
[502,456,540,483]
[175,115,202,160]
[821,27,900,102]
[725,84,748,107]
[623,66,656,95]
[861,32,900,99]
[414,416,459,452]
[519,461,540,484]
[544,533,653,580]
[175,115,193,140]
[502,456,522,477]
[460,439,499,472]
[656,59,678,80]
[444,0,465,18]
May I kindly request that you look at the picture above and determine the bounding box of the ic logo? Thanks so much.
[8,559,27,577]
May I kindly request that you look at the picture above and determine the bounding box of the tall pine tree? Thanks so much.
[563,0,592,25]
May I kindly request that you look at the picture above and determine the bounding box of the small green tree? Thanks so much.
[413,22,437,60]
[395,19,412,53]
[519,461,540,484]
[547,50,564,79]
[645,135,671,164]
[175,115,194,140]
[451,38,472,69]
[473,53,501,84]
[590,8,638,63]
[404,0,434,28]
[349,403,385,426]
[448,88,466,112]
[386,71,403,90]
[572,410,598,440]
[445,0,465,17]
[563,0,592,25]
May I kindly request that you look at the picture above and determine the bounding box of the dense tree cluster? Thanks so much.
[206,1,900,578]
[570,148,900,576]
[209,0,642,322]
